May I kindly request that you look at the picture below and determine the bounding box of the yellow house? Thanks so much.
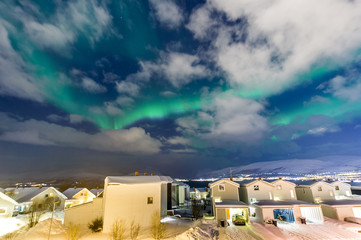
[63,188,96,208]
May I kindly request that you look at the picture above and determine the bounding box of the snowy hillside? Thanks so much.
[203,156,361,178]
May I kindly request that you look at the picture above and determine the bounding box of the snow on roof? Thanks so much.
[0,188,4,193]
[106,175,173,185]
[236,179,274,187]
[215,200,248,207]
[209,178,240,188]
[321,200,361,206]
[293,180,330,187]
[253,200,318,207]
[0,191,17,205]
[9,187,67,203]
[63,188,86,199]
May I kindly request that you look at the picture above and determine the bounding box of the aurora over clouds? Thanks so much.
[1,0,361,178]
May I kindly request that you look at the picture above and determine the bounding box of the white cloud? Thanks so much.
[115,96,135,107]
[160,91,177,98]
[0,23,44,102]
[69,114,84,124]
[104,102,123,116]
[323,75,361,102]
[81,77,107,94]
[149,0,184,29]
[0,113,162,154]
[167,136,191,145]
[186,5,217,40]
[188,0,361,96]
[115,81,140,96]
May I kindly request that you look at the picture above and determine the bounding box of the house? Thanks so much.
[171,182,190,206]
[102,175,173,233]
[6,187,67,213]
[0,191,17,218]
[209,179,249,225]
[238,179,275,204]
[0,188,4,193]
[190,187,209,200]
[321,200,361,221]
[295,181,335,203]
[267,179,297,201]
[250,200,323,224]
[90,188,104,197]
[63,188,96,208]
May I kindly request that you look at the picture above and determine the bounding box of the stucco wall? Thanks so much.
[333,182,352,197]
[64,198,103,226]
[310,183,335,201]
[273,181,296,200]
[103,182,162,233]
[321,205,338,219]
[216,208,227,224]
[295,187,314,203]
[211,181,239,201]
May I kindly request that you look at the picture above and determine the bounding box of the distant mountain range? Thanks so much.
[202,156,361,178]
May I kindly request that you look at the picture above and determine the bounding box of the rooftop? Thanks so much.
[321,200,361,206]
[253,200,318,207]
[106,175,173,185]
[215,200,248,207]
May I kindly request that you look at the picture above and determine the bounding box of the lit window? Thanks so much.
[290,190,295,198]
[219,184,225,191]
[49,193,53,197]
[254,185,259,191]
[269,192,273,200]
[277,185,282,190]
[329,191,334,197]
[147,197,153,204]
[318,187,322,191]
[0,208,6,215]
[214,198,222,203]
[335,186,339,191]
[346,191,351,196]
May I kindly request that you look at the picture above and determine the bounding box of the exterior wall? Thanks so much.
[31,188,66,210]
[216,208,227,225]
[0,197,15,218]
[332,182,352,197]
[245,181,275,204]
[310,183,335,202]
[295,187,314,203]
[73,189,95,204]
[103,183,162,233]
[64,198,103,226]
[257,206,301,223]
[161,183,168,215]
[273,181,296,200]
[321,205,359,221]
[251,206,264,223]
[211,181,239,201]
[178,186,185,205]
[239,187,248,204]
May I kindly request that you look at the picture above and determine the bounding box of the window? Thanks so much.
[0,208,6,215]
[147,197,153,204]
[276,185,282,190]
[49,193,53,197]
[269,192,273,200]
[290,190,295,198]
[329,191,334,197]
[45,194,48,198]
[218,184,225,191]
[335,186,339,191]
[254,185,259,191]
[318,186,322,191]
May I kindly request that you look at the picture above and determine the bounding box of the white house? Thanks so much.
[90,188,104,197]
[0,192,17,218]
[172,182,189,206]
[268,179,297,201]
[6,187,67,213]
[321,200,361,221]
[238,179,275,204]
[250,200,323,224]
[102,175,173,233]
[209,179,249,225]
[63,188,96,208]
[295,181,335,203]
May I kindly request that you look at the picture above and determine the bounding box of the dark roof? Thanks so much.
[90,188,104,196]
[63,188,86,199]
[321,200,361,206]
[253,200,318,207]
[215,200,248,207]
[196,188,207,193]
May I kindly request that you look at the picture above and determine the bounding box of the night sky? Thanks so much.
[1,0,361,179]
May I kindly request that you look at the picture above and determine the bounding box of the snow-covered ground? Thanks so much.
[2,215,361,239]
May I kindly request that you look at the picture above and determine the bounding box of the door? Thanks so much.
[300,207,323,223]
[226,208,230,219]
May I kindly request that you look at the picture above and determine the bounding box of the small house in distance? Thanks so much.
[6,187,67,213]
[90,188,104,197]
[295,181,335,203]
[0,191,18,218]
[63,187,96,208]
[190,187,209,200]
[102,175,173,233]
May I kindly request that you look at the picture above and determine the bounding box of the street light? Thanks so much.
[47,199,60,240]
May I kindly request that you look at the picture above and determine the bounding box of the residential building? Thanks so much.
[295,181,335,203]
[238,179,275,204]
[321,200,361,221]
[90,188,104,197]
[268,179,297,201]
[0,192,17,218]
[63,188,96,208]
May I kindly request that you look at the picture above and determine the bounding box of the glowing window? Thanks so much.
[0,208,6,214]
[147,197,153,204]
[290,190,295,198]
[49,193,53,197]
[277,185,282,190]
[329,191,334,197]
[254,185,259,191]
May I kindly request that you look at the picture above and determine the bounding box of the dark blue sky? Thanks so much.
[1,0,361,178]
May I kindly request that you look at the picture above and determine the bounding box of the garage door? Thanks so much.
[273,208,295,222]
[300,207,323,223]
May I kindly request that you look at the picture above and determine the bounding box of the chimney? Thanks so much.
[74,186,77,189]
[135,171,139,176]
[279,177,282,180]
[313,179,316,181]
[39,184,43,189]
[258,178,262,180]
[328,178,331,181]
[144,173,148,176]
[193,187,196,192]
[151,173,154,176]
[230,177,233,181]
[205,187,208,192]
